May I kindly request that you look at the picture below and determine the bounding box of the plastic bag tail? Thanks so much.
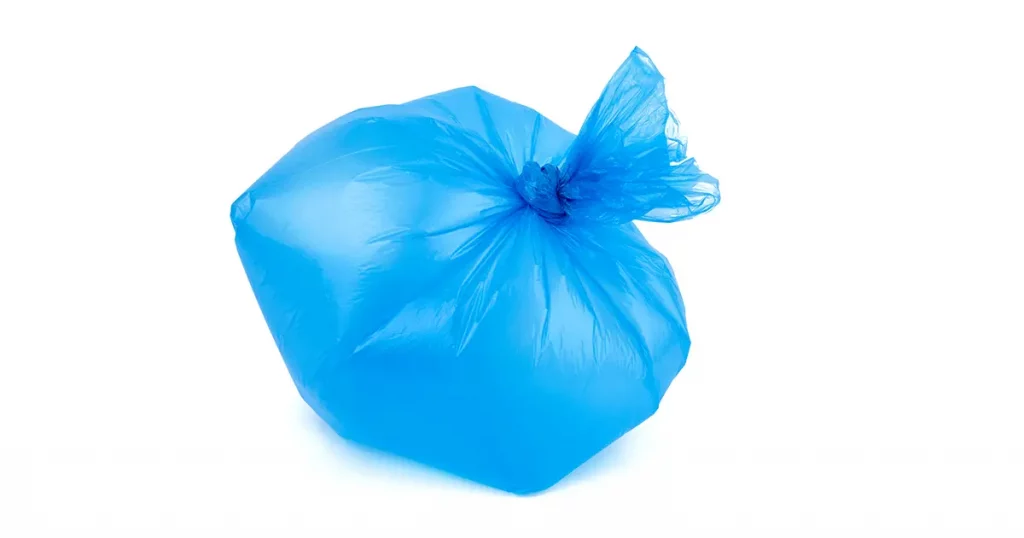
[552,47,721,225]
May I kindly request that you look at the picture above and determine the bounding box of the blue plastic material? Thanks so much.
[231,47,720,494]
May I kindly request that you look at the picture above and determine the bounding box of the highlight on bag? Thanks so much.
[231,47,720,494]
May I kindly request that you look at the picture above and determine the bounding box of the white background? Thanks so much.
[2,1,1022,535]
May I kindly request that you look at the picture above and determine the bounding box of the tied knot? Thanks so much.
[514,162,567,221]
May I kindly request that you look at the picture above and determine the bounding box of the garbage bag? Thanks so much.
[231,47,720,494]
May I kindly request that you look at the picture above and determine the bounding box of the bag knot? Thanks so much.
[514,161,567,222]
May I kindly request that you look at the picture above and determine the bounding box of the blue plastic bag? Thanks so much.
[231,47,720,494]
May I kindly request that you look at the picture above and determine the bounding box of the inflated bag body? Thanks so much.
[231,48,720,494]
